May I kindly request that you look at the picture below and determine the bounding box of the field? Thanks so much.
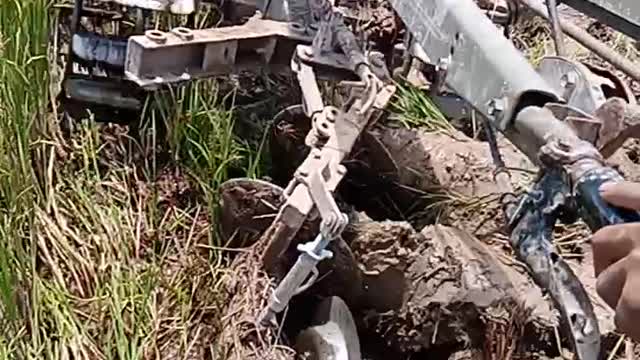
[0,0,639,359]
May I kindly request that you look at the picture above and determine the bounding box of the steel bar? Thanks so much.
[124,16,313,87]
[545,0,566,55]
[561,0,640,40]
[519,0,640,81]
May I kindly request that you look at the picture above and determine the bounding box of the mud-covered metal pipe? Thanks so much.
[517,106,640,230]
[507,168,600,360]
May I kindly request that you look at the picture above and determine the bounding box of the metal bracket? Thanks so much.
[389,0,560,131]
[536,56,607,115]
[124,14,315,88]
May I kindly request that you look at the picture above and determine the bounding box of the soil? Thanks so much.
[261,116,640,358]
[218,178,286,249]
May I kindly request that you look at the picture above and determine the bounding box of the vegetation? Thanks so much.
[0,1,267,358]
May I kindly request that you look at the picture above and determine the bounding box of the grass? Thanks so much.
[388,81,454,133]
[0,1,268,358]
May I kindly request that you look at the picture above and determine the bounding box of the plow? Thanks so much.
[52,0,640,358]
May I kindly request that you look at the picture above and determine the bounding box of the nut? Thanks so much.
[145,30,167,44]
[560,71,578,89]
[303,47,314,58]
[171,27,194,41]
[488,98,506,118]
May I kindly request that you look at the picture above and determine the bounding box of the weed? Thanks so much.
[388,81,453,133]
[0,1,266,358]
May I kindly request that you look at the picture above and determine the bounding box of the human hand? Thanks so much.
[592,181,640,341]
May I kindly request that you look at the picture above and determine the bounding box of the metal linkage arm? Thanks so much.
[259,43,395,324]
[506,168,600,360]
[260,56,395,271]
[389,1,640,359]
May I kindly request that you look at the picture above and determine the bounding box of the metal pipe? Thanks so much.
[519,0,640,81]
[545,0,566,56]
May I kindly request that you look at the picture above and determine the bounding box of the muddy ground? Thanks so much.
[212,5,640,359]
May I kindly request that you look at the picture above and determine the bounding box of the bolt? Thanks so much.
[325,107,338,123]
[487,98,505,118]
[437,57,450,70]
[312,149,322,159]
[304,47,314,58]
[337,165,347,176]
[298,170,309,177]
[560,71,578,89]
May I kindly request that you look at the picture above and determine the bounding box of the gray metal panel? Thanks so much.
[389,0,559,130]
[99,0,196,14]
[562,0,640,40]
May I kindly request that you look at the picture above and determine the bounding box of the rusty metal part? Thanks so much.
[583,62,637,105]
[518,0,640,81]
[544,103,602,144]
[124,13,315,88]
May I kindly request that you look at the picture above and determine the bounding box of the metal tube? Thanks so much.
[519,0,640,81]
[545,0,566,56]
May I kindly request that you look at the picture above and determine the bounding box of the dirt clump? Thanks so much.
[343,219,557,356]
[219,178,286,249]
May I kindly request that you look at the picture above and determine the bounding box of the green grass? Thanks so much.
[0,1,267,358]
[0,0,50,334]
[388,81,454,133]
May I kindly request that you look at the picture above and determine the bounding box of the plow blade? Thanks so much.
[295,296,361,360]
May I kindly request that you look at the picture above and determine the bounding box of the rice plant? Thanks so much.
[0,1,268,358]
